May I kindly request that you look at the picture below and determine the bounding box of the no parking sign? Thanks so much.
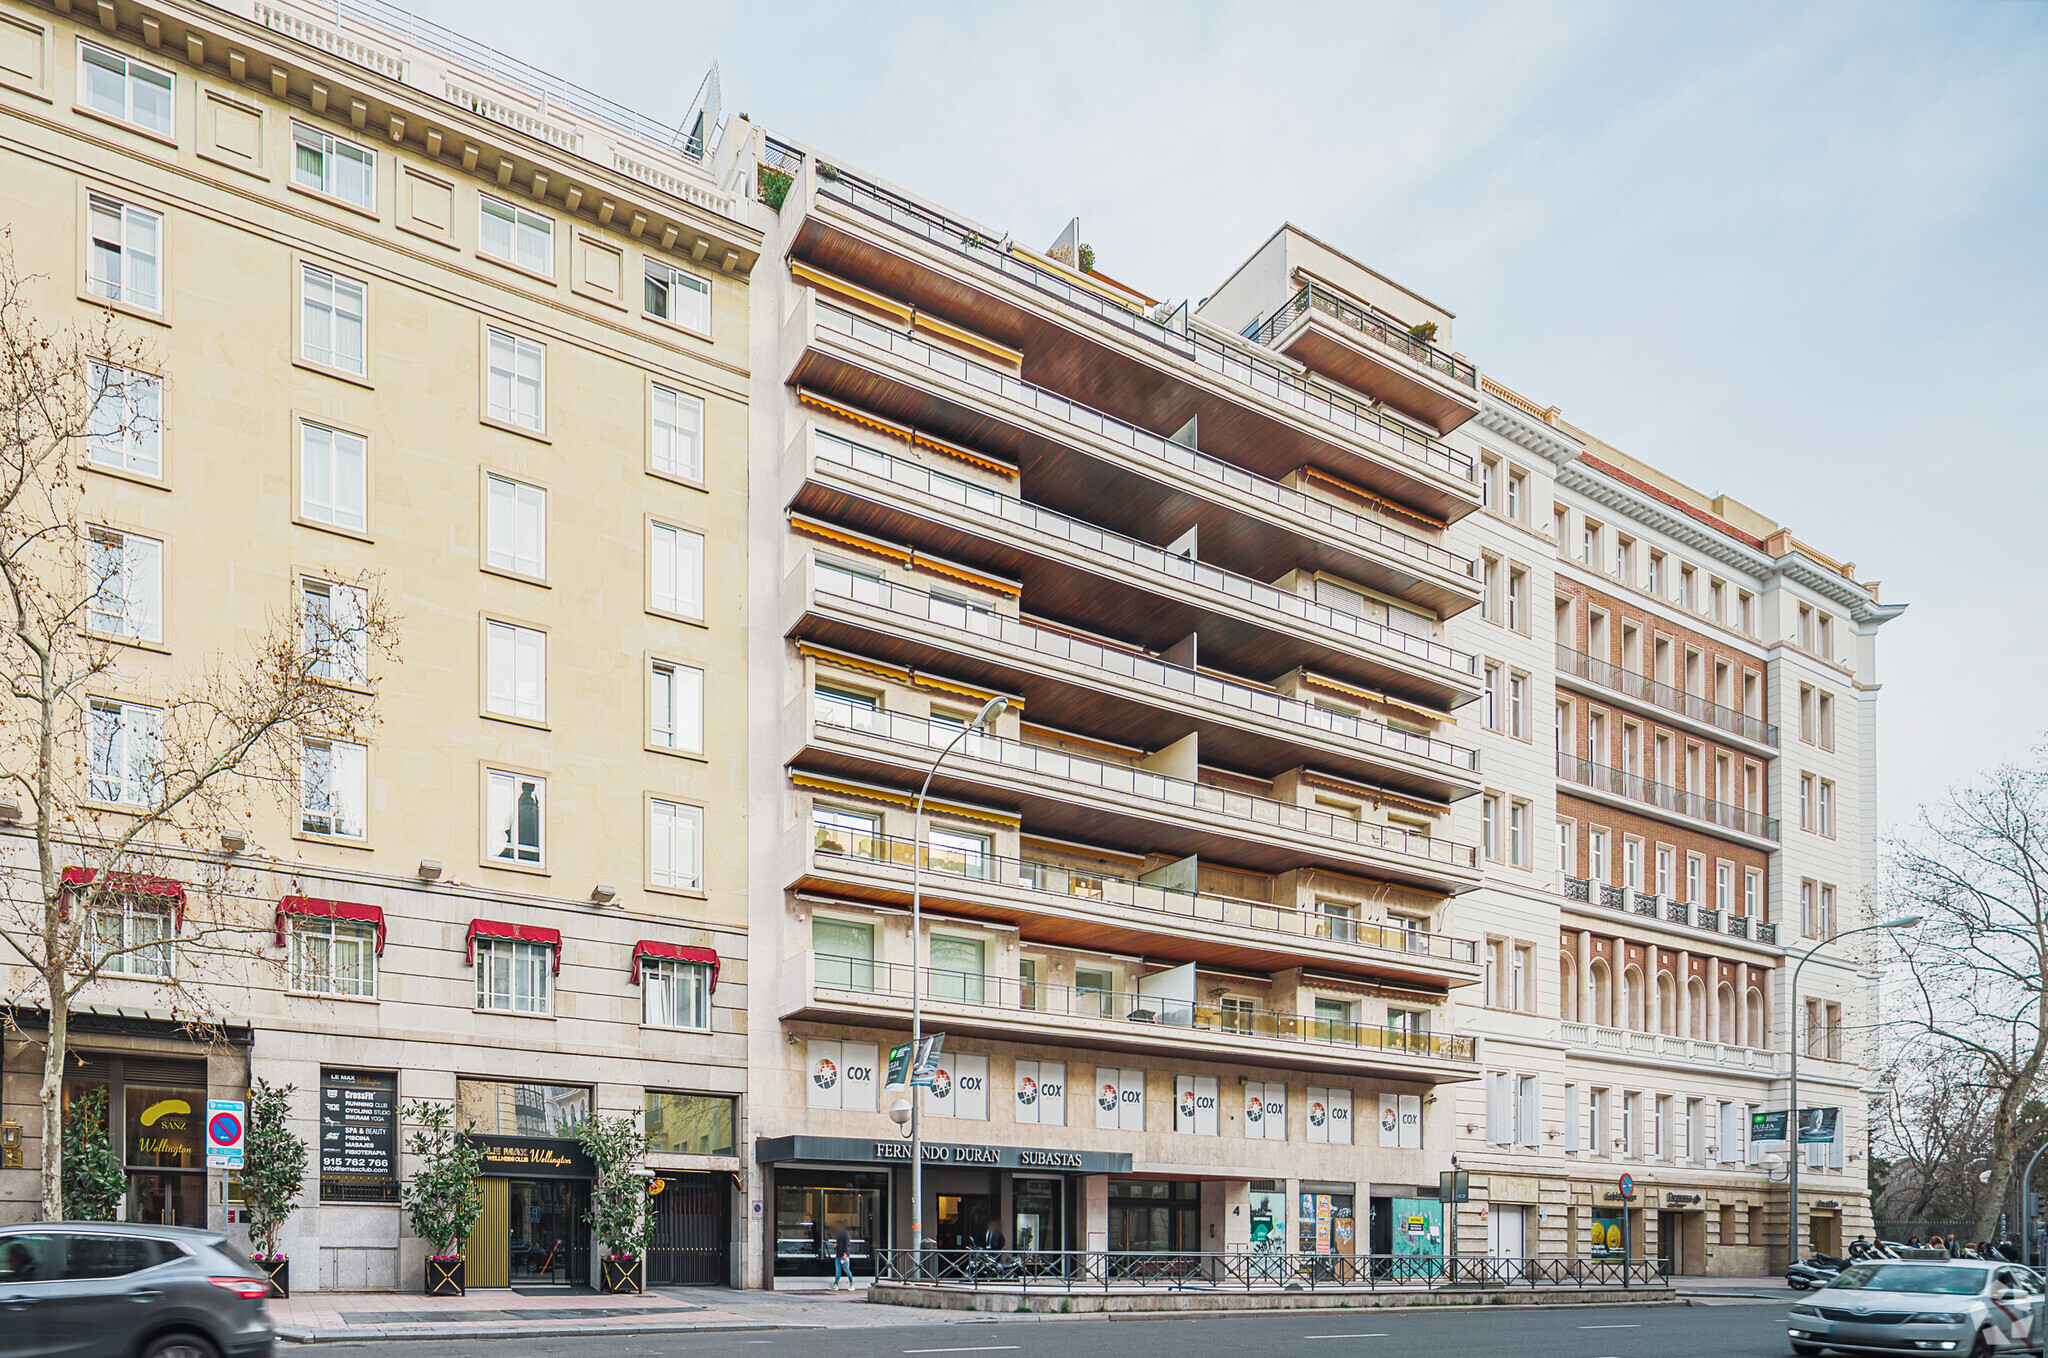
[206,1099,245,1170]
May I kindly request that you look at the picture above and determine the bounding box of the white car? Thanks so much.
[1789,1258,2046,1357]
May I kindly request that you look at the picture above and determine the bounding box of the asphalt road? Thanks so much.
[288,1300,1794,1358]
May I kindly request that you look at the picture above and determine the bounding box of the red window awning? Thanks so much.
[466,919,563,973]
[630,941,720,989]
[60,866,187,930]
[274,896,387,954]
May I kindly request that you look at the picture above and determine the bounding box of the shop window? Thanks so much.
[644,1091,734,1156]
[456,1079,589,1137]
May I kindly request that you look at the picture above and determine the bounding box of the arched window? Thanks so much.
[1623,965,1645,1031]
[1717,983,1737,1044]
[1746,988,1767,1048]
[1589,959,1612,1027]
[1657,972,1676,1035]
[1687,977,1707,1039]
[1561,956,1579,1022]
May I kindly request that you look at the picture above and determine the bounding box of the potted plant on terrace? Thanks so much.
[574,1113,656,1294]
[400,1101,484,1296]
[243,1079,308,1298]
[61,1087,125,1221]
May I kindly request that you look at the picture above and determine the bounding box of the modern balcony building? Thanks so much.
[744,143,1496,1284]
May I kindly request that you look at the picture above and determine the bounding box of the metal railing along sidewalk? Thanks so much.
[876,1248,1668,1291]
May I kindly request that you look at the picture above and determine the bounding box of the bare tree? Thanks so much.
[1886,757,2048,1242]
[0,230,396,1218]
[1874,1043,2001,1225]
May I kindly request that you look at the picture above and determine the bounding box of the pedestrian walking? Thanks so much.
[831,1226,853,1290]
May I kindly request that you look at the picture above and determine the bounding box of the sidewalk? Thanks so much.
[270,1281,955,1343]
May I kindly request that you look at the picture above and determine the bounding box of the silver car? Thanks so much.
[0,1221,275,1358]
[1789,1258,2046,1357]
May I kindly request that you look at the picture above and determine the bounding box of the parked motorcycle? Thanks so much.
[1786,1252,1850,1290]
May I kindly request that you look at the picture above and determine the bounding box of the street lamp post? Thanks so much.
[909,695,1007,1279]
[1787,912,1922,1271]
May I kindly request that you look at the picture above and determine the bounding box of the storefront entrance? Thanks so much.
[62,1053,212,1227]
[1013,1178,1063,1256]
[647,1173,732,1287]
[936,1194,994,1252]
[775,1172,888,1278]
[469,1177,590,1288]
[1108,1179,1199,1253]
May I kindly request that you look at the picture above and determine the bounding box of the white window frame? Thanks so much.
[1509,801,1527,867]
[79,39,173,135]
[1518,1074,1541,1148]
[650,798,703,891]
[485,768,545,867]
[302,577,369,685]
[479,193,554,277]
[301,263,367,376]
[300,736,367,840]
[649,659,704,754]
[87,892,172,977]
[650,521,704,618]
[88,527,162,643]
[86,362,162,476]
[291,121,376,210]
[87,192,162,313]
[299,420,367,531]
[88,697,159,806]
[485,473,547,579]
[642,958,711,1030]
[474,936,551,1013]
[650,382,704,482]
[485,620,546,722]
[485,327,545,433]
[289,914,376,997]
[644,257,712,332]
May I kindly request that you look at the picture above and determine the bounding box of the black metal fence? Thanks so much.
[875,1248,1669,1292]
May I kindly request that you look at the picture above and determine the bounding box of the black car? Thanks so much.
[0,1221,274,1358]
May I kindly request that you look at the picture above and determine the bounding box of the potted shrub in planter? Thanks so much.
[574,1114,655,1295]
[243,1079,308,1298]
[400,1101,484,1296]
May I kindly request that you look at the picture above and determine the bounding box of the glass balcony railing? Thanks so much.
[810,556,1478,773]
[1249,283,1477,389]
[803,954,1476,1062]
[807,828,1481,965]
[801,386,1479,681]
[1556,752,1780,840]
[808,700,1482,871]
[811,173,1473,482]
[1553,644,1779,746]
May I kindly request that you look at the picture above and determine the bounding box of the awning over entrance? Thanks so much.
[755,1134,1129,1174]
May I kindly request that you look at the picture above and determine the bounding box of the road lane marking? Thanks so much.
[1580,1324,1642,1329]
[1304,1335,1390,1340]
[904,1348,1022,1355]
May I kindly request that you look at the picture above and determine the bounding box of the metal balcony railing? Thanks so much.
[808,829,1481,965]
[808,701,1482,871]
[1561,878,1778,943]
[811,173,1474,481]
[1249,282,1478,389]
[1554,644,1779,747]
[809,547,1480,773]
[813,303,1477,585]
[803,955,1475,1062]
[1556,752,1780,840]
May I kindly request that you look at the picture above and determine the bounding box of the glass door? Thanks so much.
[507,1180,589,1285]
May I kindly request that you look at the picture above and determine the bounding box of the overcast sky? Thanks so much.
[411,0,2047,827]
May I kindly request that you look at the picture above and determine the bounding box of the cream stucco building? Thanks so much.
[0,0,758,1290]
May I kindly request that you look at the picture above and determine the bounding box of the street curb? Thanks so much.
[277,1319,825,1344]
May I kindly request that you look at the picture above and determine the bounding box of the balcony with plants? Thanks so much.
[1245,281,1480,436]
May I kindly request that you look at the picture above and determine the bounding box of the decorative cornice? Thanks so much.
[1473,394,1583,468]
[1557,463,1905,628]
